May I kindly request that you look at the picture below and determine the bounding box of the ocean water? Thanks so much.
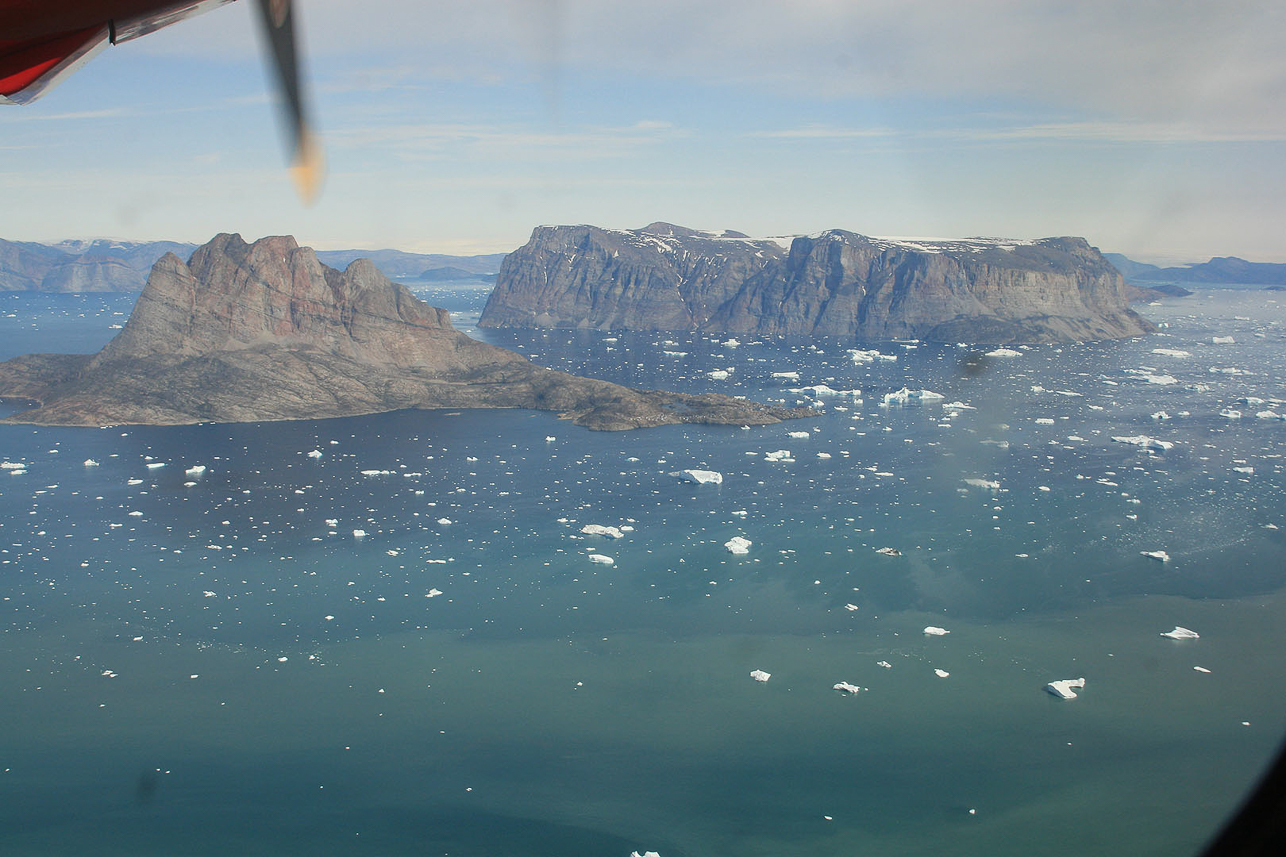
[0,288,1284,856]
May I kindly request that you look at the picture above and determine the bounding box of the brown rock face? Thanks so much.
[482,225,1154,344]
[0,234,806,430]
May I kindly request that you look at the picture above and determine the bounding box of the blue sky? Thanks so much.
[2,0,1284,263]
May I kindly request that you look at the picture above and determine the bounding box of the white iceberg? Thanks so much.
[787,430,811,439]
[924,626,950,636]
[352,529,367,538]
[1161,626,1199,640]
[1212,336,1235,344]
[874,546,901,556]
[185,465,207,477]
[306,449,323,458]
[1046,677,1086,699]
[882,387,945,405]
[934,668,950,678]
[1152,348,1191,358]
[986,347,1021,357]
[833,681,863,694]
[588,554,615,566]
[1140,550,1170,562]
[964,478,1000,490]
[764,450,794,462]
[675,469,723,485]
[707,369,732,380]
[771,371,800,381]
[1111,435,1175,451]
[580,524,624,539]
[724,536,752,555]
[84,459,100,467]
[749,669,771,682]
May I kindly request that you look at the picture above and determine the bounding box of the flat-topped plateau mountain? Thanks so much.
[480,223,1154,343]
[0,234,805,430]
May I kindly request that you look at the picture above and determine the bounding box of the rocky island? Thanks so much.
[0,234,806,430]
[480,223,1154,343]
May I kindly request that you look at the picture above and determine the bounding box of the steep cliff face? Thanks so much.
[0,234,804,430]
[480,223,786,330]
[482,225,1153,343]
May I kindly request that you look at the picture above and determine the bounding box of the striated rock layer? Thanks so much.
[0,234,805,430]
[480,224,1154,343]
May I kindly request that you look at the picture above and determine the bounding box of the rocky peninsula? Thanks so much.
[480,223,1154,343]
[0,234,806,430]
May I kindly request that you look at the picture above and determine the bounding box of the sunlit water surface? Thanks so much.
[0,288,1283,856]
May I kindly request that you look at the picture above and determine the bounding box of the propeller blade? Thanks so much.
[253,0,323,203]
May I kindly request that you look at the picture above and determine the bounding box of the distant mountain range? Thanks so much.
[0,238,504,292]
[1105,253,1286,286]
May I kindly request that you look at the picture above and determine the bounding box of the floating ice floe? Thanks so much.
[1046,677,1086,699]
[1140,550,1170,562]
[942,401,975,411]
[306,449,323,458]
[674,469,723,485]
[848,348,896,363]
[724,536,752,555]
[875,546,901,556]
[882,387,945,405]
[581,524,624,539]
[1234,466,1254,475]
[545,436,556,442]
[437,518,452,525]
[771,371,800,381]
[1212,336,1235,344]
[1111,435,1174,451]
[1151,411,1171,421]
[1219,409,1242,419]
[833,682,863,694]
[787,430,811,439]
[788,384,862,398]
[877,661,892,669]
[1256,410,1286,420]
[631,851,662,857]
[352,529,367,538]
[1152,348,1191,358]
[1,461,26,470]
[963,478,1000,490]
[1194,666,1211,673]
[1035,418,1055,425]
[1161,626,1199,640]
[986,347,1021,357]
[361,469,392,476]
[146,462,165,469]
[924,626,950,636]
[185,465,206,477]
[84,459,99,467]
[1143,374,1178,385]
[934,669,950,678]
[707,369,733,380]
[588,554,615,566]
[764,450,794,463]
[749,669,771,682]
[426,588,443,598]
[844,603,859,611]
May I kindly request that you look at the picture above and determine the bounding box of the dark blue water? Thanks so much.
[0,289,1283,856]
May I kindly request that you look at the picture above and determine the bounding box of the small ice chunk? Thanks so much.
[581,524,624,539]
[833,681,863,694]
[84,459,100,467]
[437,518,452,525]
[787,430,811,439]
[724,536,752,555]
[749,669,771,682]
[771,371,800,381]
[1046,677,1086,699]
[1212,336,1235,344]
[426,588,443,598]
[324,518,339,527]
[352,529,367,538]
[707,369,732,380]
[924,626,950,636]
[1152,348,1191,358]
[986,347,1021,357]
[1194,666,1211,673]
[587,554,615,565]
[307,449,323,458]
[934,668,950,678]
[1219,409,1242,419]
[631,851,662,857]
[844,603,860,611]
[1035,418,1056,425]
[675,469,723,485]
[185,465,206,477]
[874,546,901,556]
[964,478,1000,490]
[877,661,892,669]
[1140,550,1170,562]
[1161,626,1199,640]
[146,462,166,469]
[882,387,945,405]
[545,436,556,442]
[763,450,794,462]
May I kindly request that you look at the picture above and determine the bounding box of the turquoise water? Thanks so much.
[1,289,1284,856]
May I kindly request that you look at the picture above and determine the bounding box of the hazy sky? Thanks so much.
[3,0,1284,262]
